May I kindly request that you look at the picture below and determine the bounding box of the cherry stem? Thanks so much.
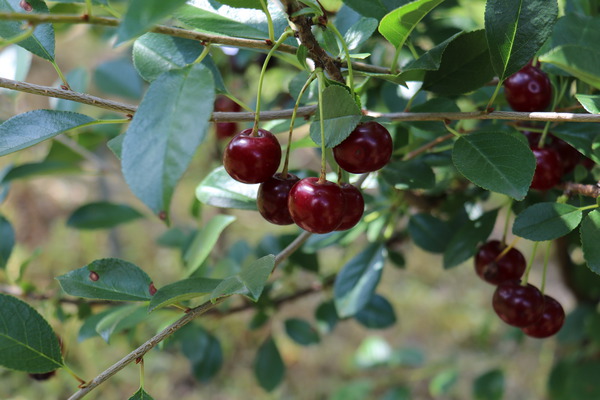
[85,0,93,18]
[282,71,317,177]
[578,203,599,212]
[541,241,551,294]
[494,236,520,263]
[316,69,327,183]
[50,59,71,90]
[485,79,503,112]
[501,198,513,245]
[521,240,539,286]
[139,358,145,389]
[252,29,293,136]
[390,45,402,73]
[444,121,462,138]
[259,0,275,43]
[63,364,87,387]
[327,22,355,99]
[404,88,421,112]
[192,43,211,64]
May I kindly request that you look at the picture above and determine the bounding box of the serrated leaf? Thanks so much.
[0,214,15,269]
[284,318,320,345]
[443,209,498,269]
[254,336,285,392]
[95,303,149,343]
[422,30,495,96]
[66,202,144,230]
[184,215,236,276]
[210,255,275,302]
[115,0,188,44]
[0,110,94,156]
[57,258,154,301]
[512,203,582,241]
[473,369,504,400]
[354,294,397,329]
[576,94,600,114]
[334,243,386,318]
[380,159,435,190]
[402,31,462,72]
[452,131,536,200]
[485,0,558,79]
[128,388,155,400]
[580,210,600,275]
[408,214,452,253]
[540,45,600,90]
[378,0,445,50]
[122,63,215,217]
[0,294,64,373]
[0,0,54,61]
[148,277,222,311]
[195,166,259,210]
[309,85,361,147]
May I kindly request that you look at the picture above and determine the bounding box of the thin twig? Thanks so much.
[561,182,600,198]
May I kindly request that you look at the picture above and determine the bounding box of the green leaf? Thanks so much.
[343,17,378,51]
[132,33,225,91]
[576,94,600,114]
[408,214,452,253]
[66,202,144,230]
[128,388,155,400]
[0,0,54,61]
[0,110,94,156]
[95,303,149,343]
[540,44,600,90]
[354,294,397,329]
[485,0,558,79]
[254,336,285,392]
[422,30,495,96]
[148,277,222,312]
[552,123,600,164]
[315,300,339,334]
[56,258,154,301]
[94,58,144,100]
[1,161,80,182]
[380,159,435,190]
[122,63,215,217]
[284,318,320,346]
[513,203,582,241]
[452,131,536,200]
[116,0,188,44]
[580,210,600,275]
[180,325,223,382]
[309,85,362,147]
[342,0,390,20]
[213,0,262,8]
[210,255,275,302]
[195,166,259,210]
[402,31,462,72]
[0,294,64,373]
[334,243,386,318]
[443,209,498,269]
[184,215,236,276]
[0,214,15,269]
[429,368,458,396]
[378,0,446,50]
[473,369,504,400]
[78,307,116,341]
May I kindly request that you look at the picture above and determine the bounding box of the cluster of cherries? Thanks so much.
[217,97,392,234]
[474,240,565,338]
[503,63,594,190]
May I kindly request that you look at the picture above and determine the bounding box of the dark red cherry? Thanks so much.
[223,128,281,184]
[216,122,239,140]
[333,121,393,173]
[550,137,581,174]
[29,370,57,381]
[492,281,544,327]
[474,240,526,285]
[522,295,565,338]
[504,64,552,112]
[214,95,242,113]
[336,183,364,231]
[288,177,345,234]
[257,173,300,225]
[582,157,596,170]
[530,147,562,191]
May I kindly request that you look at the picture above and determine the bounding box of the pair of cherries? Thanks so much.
[475,240,565,338]
[222,121,392,234]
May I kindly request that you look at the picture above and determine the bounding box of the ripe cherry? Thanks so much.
[530,147,562,191]
[550,137,581,174]
[29,370,57,381]
[214,96,242,140]
[336,183,364,231]
[522,295,565,338]
[474,240,526,285]
[288,177,345,234]
[492,281,544,327]
[223,128,281,184]
[333,121,393,173]
[257,173,300,225]
[504,64,552,112]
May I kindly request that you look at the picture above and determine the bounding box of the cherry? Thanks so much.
[504,64,552,112]
[214,96,242,141]
[288,177,345,234]
[216,122,239,140]
[550,137,581,174]
[522,295,565,338]
[474,240,526,285]
[223,128,281,184]
[29,370,57,381]
[336,183,364,231]
[333,121,393,174]
[214,95,241,113]
[257,173,300,225]
[530,147,562,191]
[492,281,544,327]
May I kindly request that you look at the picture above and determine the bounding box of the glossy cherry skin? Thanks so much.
[522,295,565,338]
[530,147,562,191]
[223,128,281,184]
[474,240,526,285]
[288,177,345,234]
[214,96,242,140]
[333,121,393,173]
[504,64,552,112]
[257,173,300,225]
[492,281,544,327]
[336,183,364,231]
